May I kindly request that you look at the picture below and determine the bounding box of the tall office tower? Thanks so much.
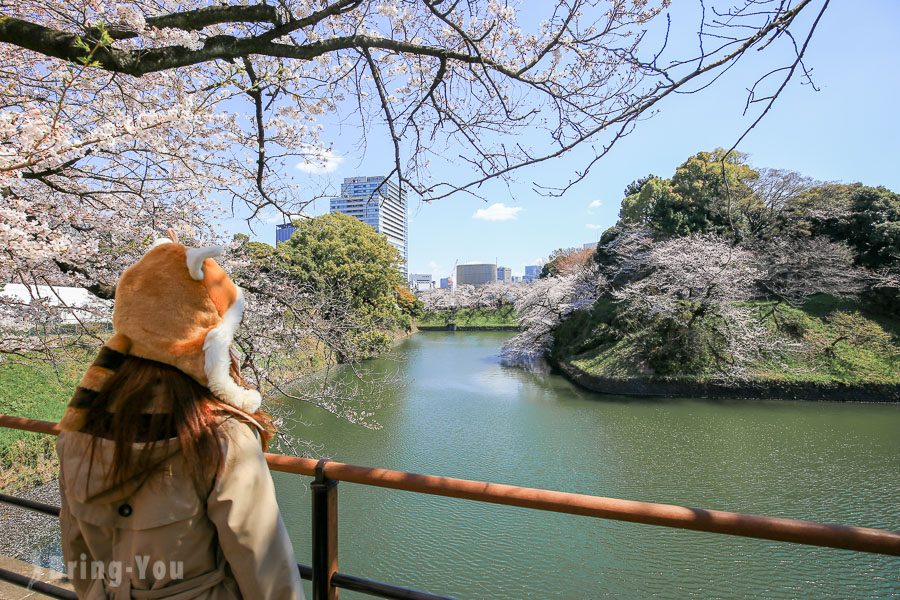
[330,176,408,276]
[497,266,512,282]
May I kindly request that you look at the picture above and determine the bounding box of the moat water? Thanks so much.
[275,331,900,599]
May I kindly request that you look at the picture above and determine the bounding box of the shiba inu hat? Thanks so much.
[59,231,261,432]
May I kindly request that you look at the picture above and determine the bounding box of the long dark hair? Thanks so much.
[83,354,272,488]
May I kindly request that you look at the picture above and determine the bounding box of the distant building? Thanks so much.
[439,277,452,289]
[1,283,111,325]
[456,263,497,286]
[523,265,541,283]
[497,266,512,282]
[583,242,596,250]
[511,275,522,283]
[409,274,433,292]
[275,223,295,245]
[330,176,408,276]
[274,214,309,245]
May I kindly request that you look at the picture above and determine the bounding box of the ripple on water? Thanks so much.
[279,333,900,599]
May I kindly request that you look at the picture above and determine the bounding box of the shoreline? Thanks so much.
[416,324,519,331]
[553,358,900,402]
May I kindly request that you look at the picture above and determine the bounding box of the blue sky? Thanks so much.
[231,1,900,279]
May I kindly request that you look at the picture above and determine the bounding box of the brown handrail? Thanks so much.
[2,413,898,556]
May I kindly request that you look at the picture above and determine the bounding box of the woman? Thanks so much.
[56,232,305,599]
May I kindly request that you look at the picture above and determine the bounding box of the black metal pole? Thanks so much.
[330,572,457,600]
[0,567,77,600]
[311,458,339,600]
[0,492,61,516]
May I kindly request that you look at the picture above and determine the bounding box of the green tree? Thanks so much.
[786,183,900,317]
[280,213,403,303]
[785,183,899,269]
[617,150,759,238]
[278,213,410,356]
[619,176,673,227]
[782,183,856,239]
[623,174,656,197]
[242,237,283,273]
[394,285,425,320]
[848,186,900,269]
[657,149,758,236]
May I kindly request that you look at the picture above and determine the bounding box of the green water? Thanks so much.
[274,332,900,599]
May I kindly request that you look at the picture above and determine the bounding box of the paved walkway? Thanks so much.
[0,554,73,599]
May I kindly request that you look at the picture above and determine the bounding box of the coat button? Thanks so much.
[118,503,133,517]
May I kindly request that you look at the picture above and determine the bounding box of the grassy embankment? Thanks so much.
[418,304,518,329]
[553,295,900,387]
[0,355,87,491]
[0,340,332,493]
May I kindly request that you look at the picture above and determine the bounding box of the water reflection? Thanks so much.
[275,331,899,599]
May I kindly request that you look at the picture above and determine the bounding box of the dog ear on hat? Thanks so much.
[186,245,225,280]
[149,228,179,249]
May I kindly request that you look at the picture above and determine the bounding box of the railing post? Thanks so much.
[311,459,339,600]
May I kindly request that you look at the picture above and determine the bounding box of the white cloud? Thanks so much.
[258,210,282,225]
[427,260,445,275]
[472,202,523,221]
[588,199,603,208]
[296,147,343,174]
[586,223,603,230]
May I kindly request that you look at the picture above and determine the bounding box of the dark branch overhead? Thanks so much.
[0,14,503,77]
[104,4,282,39]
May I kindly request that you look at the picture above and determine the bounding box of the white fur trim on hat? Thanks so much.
[203,287,262,412]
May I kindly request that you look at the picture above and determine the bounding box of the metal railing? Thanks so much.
[1,413,898,600]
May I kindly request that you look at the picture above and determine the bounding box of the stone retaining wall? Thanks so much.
[555,360,900,402]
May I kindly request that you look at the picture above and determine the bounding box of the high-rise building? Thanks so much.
[523,265,541,283]
[497,266,512,282]
[330,176,408,275]
[457,263,497,286]
[439,277,452,289]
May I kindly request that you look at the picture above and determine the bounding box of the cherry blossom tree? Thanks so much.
[612,235,760,321]
[0,0,832,394]
[755,236,870,306]
[505,232,800,376]
[608,234,785,376]
[501,263,600,364]
[1,0,829,198]
[507,229,890,378]
[224,240,393,428]
[418,281,526,313]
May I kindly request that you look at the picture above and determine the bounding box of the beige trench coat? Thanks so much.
[56,416,305,600]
